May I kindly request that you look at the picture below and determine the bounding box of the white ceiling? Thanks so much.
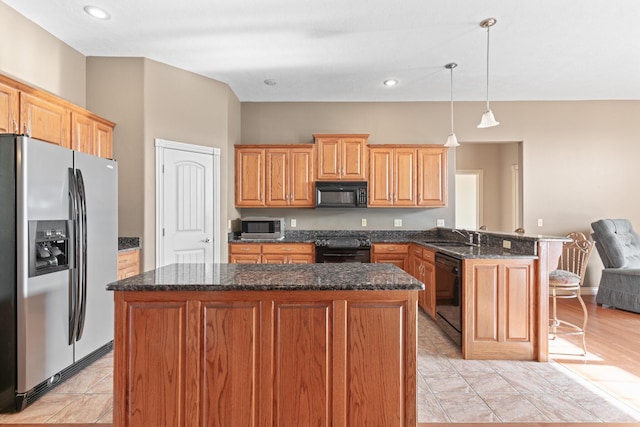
[4,0,640,102]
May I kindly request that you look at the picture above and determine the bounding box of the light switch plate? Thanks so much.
[394,219,402,227]
[537,218,543,227]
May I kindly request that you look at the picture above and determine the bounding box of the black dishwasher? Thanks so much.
[435,253,463,345]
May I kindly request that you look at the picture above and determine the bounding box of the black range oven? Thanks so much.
[435,252,463,346]
[315,236,371,263]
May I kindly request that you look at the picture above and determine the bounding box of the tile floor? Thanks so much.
[0,353,113,424]
[1,311,639,424]
[416,311,640,423]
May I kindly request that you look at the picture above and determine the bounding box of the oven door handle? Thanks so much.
[321,253,366,257]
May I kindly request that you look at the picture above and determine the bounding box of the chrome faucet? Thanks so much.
[452,229,481,246]
[452,229,473,244]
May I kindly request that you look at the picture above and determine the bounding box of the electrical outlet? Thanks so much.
[361,218,367,227]
[290,219,297,228]
[436,219,445,227]
[503,240,512,249]
[537,218,543,227]
[394,219,402,227]
[228,219,232,230]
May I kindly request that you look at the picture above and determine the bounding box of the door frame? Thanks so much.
[155,138,221,266]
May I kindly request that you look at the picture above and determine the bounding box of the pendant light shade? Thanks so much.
[443,62,460,147]
[477,17,499,129]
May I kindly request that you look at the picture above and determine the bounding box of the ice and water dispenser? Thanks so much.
[28,220,72,277]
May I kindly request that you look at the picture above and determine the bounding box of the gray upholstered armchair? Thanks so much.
[591,219,640,314]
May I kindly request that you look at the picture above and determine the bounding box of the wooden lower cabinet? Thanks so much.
[463,258,535,360]
[371,243,409,270]
[117,249,140,279]
[113,290,417,426]
[229,243,314,264]
[410,245,436,318]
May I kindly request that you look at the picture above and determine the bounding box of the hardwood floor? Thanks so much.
[549,294,640,413]
[1,295,639,427]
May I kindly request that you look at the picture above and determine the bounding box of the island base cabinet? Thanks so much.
[113,290,417,427]
[463,259,536,360]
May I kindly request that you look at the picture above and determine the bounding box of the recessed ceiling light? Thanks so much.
[264,79,277,86]
[383,79,398,87]
[83,5,111,20]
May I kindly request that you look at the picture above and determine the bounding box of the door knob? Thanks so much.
[202,238,212,243]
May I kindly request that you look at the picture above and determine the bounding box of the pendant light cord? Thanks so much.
[450,66,455,133]
[485,25,491,111]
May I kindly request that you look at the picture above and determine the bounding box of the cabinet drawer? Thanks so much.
[373,243,409,254]
[229,244,262,254]
[410,245,423,258]
[118,250,139,269]
[262,243,314,255]
[422,248,435,263]
[118,264,140,280]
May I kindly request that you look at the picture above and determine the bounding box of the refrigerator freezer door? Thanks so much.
[72,151,117,361]
[18,138,74,392]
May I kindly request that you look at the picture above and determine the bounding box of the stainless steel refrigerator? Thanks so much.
[0,134,117,412]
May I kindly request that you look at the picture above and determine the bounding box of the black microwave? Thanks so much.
[315,181,368,208]
[240,217,285,240]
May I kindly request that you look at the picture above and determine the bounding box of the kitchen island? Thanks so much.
[107,263,422,427]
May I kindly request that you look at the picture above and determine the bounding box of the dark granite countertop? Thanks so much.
[118,237,141,252]
[418,242,536,259]
[228,229,546,259]
[106,263,424,292]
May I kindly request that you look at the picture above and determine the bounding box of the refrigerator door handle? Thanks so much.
[68,168,80,345]
[75,169,88,341]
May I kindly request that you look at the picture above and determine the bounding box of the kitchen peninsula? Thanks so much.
[229,228,566,362]
[107,263,422,427]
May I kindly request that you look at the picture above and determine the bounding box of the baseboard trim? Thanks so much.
[582,287,597,296]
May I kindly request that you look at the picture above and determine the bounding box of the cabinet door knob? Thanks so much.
[13,119,18,134]
[202,237,212,243]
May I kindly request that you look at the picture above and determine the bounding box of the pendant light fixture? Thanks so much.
[477,17,499,128]
[444,62,459,147]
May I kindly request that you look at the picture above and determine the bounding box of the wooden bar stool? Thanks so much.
[549,232,594,355]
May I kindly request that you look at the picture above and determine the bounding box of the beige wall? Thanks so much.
[243,101,640,286]
[87,58,239,270]
[0,2,86,106]
[457,142,520,232]
[141,59,238,269]
[240,102,457,231]
[86,57,145,244]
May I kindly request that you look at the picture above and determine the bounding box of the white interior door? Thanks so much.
[455,170,483,230]
[156,139,220,267]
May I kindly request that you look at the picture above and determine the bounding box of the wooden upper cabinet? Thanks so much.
[0,80,19,134]
[417,147,447,207]
[369,145,447,208]
[235,147,265,207]
[72,112,115,158]
[369,147,393,205]
[71,112,93,153]
[95,121,113,159]
[369,146,416,207]
[265,145,315,207]
[20,92,70,148]
[1,73,115,158]
[239,145,314,208]
[314,134,368,181]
